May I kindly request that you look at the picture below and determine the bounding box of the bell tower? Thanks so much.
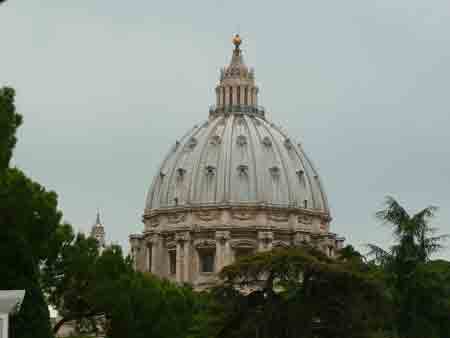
[90,211,105,248]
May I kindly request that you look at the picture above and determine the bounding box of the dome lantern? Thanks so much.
[211,35,262,118]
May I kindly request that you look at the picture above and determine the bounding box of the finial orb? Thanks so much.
[232,34,242,48]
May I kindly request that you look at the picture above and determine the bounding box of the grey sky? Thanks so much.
[2,0,449,259]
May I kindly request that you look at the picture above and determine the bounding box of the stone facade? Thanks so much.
[131,206,343,289]
[130,35,344,289]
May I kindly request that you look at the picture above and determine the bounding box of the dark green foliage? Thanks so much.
[43,233,198,338]
[0,87,22,170]
[368,197,449,338]
[104,272,197,338]
[195,247,389,338]
[0,86,61,338]
[1,229,53,338]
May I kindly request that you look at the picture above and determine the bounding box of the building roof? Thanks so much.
[145,36,330,216]
[0,290,25,314]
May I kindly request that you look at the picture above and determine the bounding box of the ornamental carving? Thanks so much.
[236,135,247,146]
[297,215,312,225]
[258,231,274,242]
[149,217,159,227]
[210,135,221,145]
[185,137,197,151]
[269,166,280,178]
[166,240,176,249]
[231,210,254,220]
[284,138,293,150]
[237,164,249,177]
[147,234,159,245]
[262,136,272,147]
[215,231,231,242]
[229,239,257,249]
[197,210,218,221]
[293,233,310,246]
[268,212,288,222]
[272,240,290,248]
[175,232,190,242]
[194,239,216,249]
[168,213,186,224]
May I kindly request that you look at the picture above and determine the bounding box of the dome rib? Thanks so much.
[260,119,294,205]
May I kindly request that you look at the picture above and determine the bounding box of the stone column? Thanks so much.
[240,86,245,105]
[225,86,230,106]
[215,231,231,271]
[218,87,224,106]
[258,231,274,251]
[183,234,191,282]
[175,241,182,282]
[175,232,190,283]
[215,87,220,107]
[150,234,159,274]
[232,86,238,105]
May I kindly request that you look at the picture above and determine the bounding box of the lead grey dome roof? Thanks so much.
[145,112,329,214]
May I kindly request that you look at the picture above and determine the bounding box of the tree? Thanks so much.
[198,247,388,338]
[43,230,199,338]
[0,87,22,171]
[368,197,449,338]
[0,87,62,338]
[42,232,103,334]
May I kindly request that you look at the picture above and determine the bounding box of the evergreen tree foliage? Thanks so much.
[0,87,22,171]
[193,247,389,338]
[0,87,61,338]
[43,231,198,338]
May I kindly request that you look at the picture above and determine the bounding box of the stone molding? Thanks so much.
[215,230,231,242]
[196,210,219,221]
[175,232,190,242]
[144,203,330,220]
[229,238,257,249]
[258,231,274,242]
[168,213,186,224]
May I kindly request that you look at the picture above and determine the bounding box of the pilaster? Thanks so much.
[215,230,231,271]
[176,232,190,283]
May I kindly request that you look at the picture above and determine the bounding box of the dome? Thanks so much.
[145,114,329,214]
[145,34,329,216]
[131,35,342,289]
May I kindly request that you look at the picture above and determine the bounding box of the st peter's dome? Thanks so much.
[130,35,343,289]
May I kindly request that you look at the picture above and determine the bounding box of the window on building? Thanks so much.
[199,250,215,273]
[169,250,176,275]
[147,244,152,272]
[328,247,334,257]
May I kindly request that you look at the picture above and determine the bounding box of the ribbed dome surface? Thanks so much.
[145,112,329,213]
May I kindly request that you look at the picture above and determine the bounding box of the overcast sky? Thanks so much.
[2,0,449,259]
